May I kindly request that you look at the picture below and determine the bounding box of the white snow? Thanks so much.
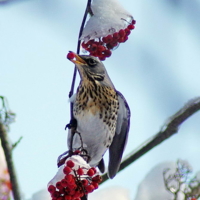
[80,0,133,42]
[134,161,176,200]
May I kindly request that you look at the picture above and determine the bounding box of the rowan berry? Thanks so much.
[63,166,72,174]
[66,160,75,168]
[77,168,84,176]
[67,52,75,60]
[48,185,56,193]
[87,168,95,176]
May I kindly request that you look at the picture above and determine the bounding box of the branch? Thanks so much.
[0,122,21,200]
[101,97,200,183]
[69,0,92,119]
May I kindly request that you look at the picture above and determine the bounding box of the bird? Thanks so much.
[67,52,130,179]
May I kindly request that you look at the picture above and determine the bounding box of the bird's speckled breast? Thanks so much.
[71,81,119,165]
[74,81,119,137]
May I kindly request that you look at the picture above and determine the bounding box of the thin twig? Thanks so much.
[0,122,21,200]
[69,0,92,119]
[101,97,200,183]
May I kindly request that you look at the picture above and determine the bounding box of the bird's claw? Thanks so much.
[65,118,77,130]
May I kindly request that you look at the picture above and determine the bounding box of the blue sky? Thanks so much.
[1,0,200,199]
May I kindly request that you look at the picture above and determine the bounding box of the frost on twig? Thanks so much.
[0,96,16,131]
[163,160,200,200]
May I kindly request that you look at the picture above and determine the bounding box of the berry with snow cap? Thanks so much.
[79,0,136,60]
[47,155,102,200]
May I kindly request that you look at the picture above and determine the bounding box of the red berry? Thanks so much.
[98,55,106,61]
[118,37,124,43]
[81,179,88,186]
[81,42,88,49]
[57,197,64,200]
[103,50,112,57]
[68,178,76,186]
[63,166,72,174]
[51,191,60,198]
[73,191,82,198]
[66,160,75,168]
[77,168,84,175]
[92,182,99,189]
[61,179,68,187]
[67,52,75,60]
[96,50,103,57]
[87,39,94,45]
[64,195,72,200]
[97,45,106,52]
[132,19,136,24]
[113,32,119,40]
[69,189,76,195]
[128,24,135,30]
[106,43,114,49]
[92,175,102,183]
[90,167,97,174]
[89,43,98,52]
[68,183,76,189]
[102,37,108,43]
[65,174,74,182]
[125,28,131,36]
[65,196,71,200]
[110,41,118,48]
[106,35,113,43]
[90,52,98,57]
[74,150,81,154]
[56,181,63,190]
[118,29,125,37]
[87,168,95,177]
[85,185,95,193]
[48,185,56,193]
[122,36,128,43]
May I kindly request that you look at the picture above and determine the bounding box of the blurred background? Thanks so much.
[0,0,200,199]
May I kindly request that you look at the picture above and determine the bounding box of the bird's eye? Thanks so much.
[88,58,96,66]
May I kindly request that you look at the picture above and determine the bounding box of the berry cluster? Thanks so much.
[48,156,102,200]
[81,19,136,61]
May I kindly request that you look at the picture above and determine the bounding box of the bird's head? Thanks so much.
[68,52,114,88]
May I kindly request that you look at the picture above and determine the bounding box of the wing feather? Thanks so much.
[108,90,130,178]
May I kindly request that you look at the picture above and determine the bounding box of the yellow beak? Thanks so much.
[69,52,87,65]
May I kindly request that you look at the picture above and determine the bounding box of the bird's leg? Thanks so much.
[65,118,77,156]
[65,118,77,130]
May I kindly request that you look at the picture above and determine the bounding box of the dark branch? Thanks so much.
[69,0,92,119]
[0,122,21,200]
[101,97,200,183]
